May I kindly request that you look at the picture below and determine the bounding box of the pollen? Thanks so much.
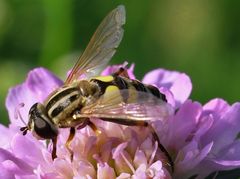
[95,129,102,136]
[72,114,77,120]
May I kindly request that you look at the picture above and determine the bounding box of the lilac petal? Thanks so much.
[0,124,15,148]
[6,67,63,125]
[93,119,124,139]
[2,160,32,176]
[214,160,240,167]
[11,133,45,166]
[0,163,15,179]
[101,63,136,79]
[112,142,133,175]
[139,138,154,160]
[193,115,214,142]
[159,87,176,108]
[15,175,38,179]
[189,130,240,178]
[147,161,171,179]
[193,156,240,178]
[74,161,96,178]
[53,158,73,178]
[142,69,192,108]
[83,136,97,158]
[149,161,162,172]
[164,100,202,150]
[97,163,116,179]
[0,148,33,175]
[201,102,240,153]
[116,173,131,179]
[99,140,114,162]
[212,141,240,168]
[26,67,63,102]
[112,142,128,159]
[203,98,230,120]
[132,164,147,179]
[123,128,139,156]
[133,149,147,169]
[175,141,213,175]
[40,173,60,179]
[6,84,36,126]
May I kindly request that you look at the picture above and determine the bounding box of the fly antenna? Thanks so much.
[20,126,28,135]
[14,103,27,126]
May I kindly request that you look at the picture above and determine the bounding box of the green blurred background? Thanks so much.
[1,0,240,125]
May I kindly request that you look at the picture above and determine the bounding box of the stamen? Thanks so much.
[93,154,104,167]
[146,169,154,178]
[14,103,27,126]
[120,152,135,174]
[148,141,158,167]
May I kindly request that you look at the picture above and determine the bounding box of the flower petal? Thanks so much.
[203,98,230,119]
[175,141,213,177]
[0,163,15,179]
[112,142,128,159]
[26,67,63,102]
[201,102,240,153]
[213,141,240,168]
[11,133,45,166]
[132,164,147,179]
[53,158,73,178]
[97,163,116,179]
[112,142,133,175]
[116,173,131,179]
[6,83,36,126]
[163,100,202,150]
[74,161,96,178]
[0,148,33,175]
[133,149,147,169]
[142,69,192,108]
[193,115,214,142]
[0,124,15,149]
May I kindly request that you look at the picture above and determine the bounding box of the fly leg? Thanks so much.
[65,127,76,161]
[75,118,102,136]
[51,137,57,160]
[148,124,174,173]
[87,120,102,136]
[113,67,130,79]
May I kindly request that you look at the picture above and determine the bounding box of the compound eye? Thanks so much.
[29,103,58,139]
[33,115,58,139]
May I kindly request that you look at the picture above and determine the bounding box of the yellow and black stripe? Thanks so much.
[91,75,167,102]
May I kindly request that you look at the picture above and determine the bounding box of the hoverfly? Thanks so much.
[20,5,174,172]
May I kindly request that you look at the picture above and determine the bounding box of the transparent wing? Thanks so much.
[65,5,125,84]
[79,89,173,124]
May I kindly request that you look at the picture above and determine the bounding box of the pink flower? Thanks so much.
[153,99,240,178]
[103,65,240,178]
[3,67,171,178]
[142,69,192,109]
[2,64,240,178]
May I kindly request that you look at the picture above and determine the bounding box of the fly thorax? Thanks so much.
[78,80,100,98]
[45,86,83,124]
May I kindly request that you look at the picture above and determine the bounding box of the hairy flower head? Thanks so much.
[1,64,240,178]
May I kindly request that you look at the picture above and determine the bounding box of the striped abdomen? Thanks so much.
[91,75,167,102]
